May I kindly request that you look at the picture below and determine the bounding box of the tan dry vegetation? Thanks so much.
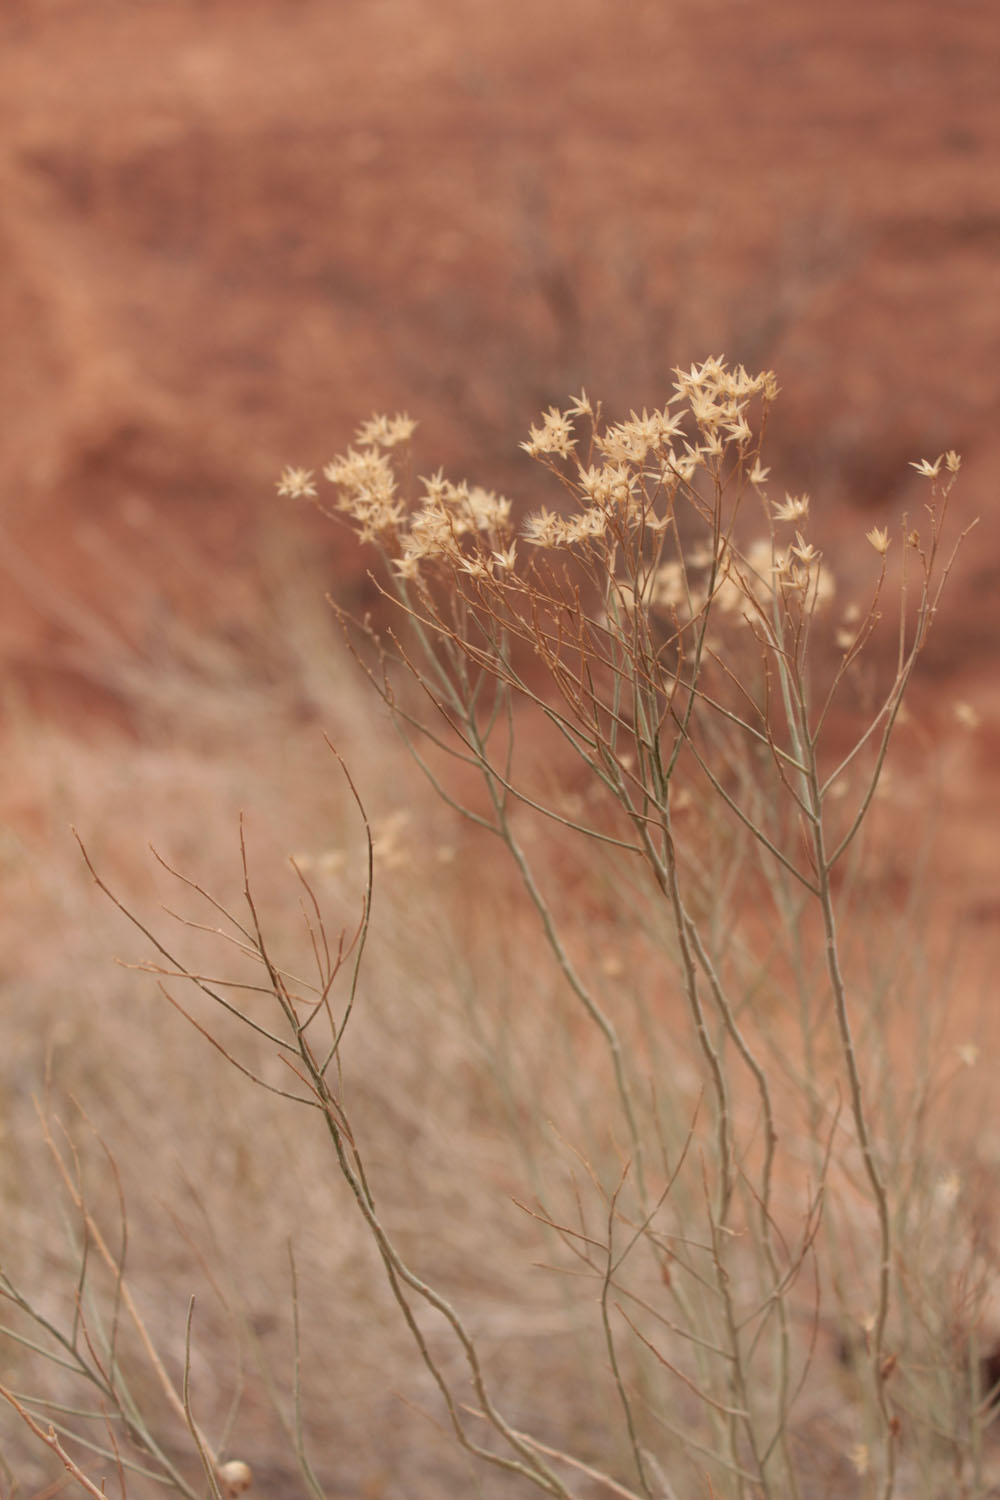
[0,637,608,1498]
[5,366,998,1499]
[1,3,998,1497]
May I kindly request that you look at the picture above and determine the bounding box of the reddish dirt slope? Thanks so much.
[0,0,996,902]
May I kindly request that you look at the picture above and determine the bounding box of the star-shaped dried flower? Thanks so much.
[790,531,820,567]
[276,466,317,499]
[773,493,810,523]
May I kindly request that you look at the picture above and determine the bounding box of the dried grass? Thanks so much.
[2,366,997,1500]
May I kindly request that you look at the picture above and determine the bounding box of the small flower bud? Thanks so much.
[218,1460,253,1498]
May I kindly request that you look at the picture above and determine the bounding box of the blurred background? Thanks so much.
[2,0,998,711]
[1,0,998,1493]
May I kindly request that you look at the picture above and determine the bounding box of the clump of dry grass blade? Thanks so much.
[4,359,991,1500]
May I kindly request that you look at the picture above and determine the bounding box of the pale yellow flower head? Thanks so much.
[276,466,317,500]
[521,406,576,459]
[773,493,809,524]
[354,413,418,449]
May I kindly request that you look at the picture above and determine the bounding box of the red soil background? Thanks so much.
[0,0,996,936]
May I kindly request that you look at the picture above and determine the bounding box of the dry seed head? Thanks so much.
[353,413,417,449]
[642,501,673,533]
[674,445,704,482]
[323,445,394,494]
[322,445,406,539]
[457,554,492,580]
[420,467,449,504]
[218,1461,253,1498]
[521,406,576,459]
[596,407,684,463]
[561,508,608,544]
[686,404,730,441]
[790,532,820,567]
[910,456,943,478]
[672,355,778,407]
[467,485,512,530]
[390,554,422,580]
[276,466,317,500]
[866,525,890,555]
[576,461,636,508]
[522,506,565,548]
[773,493,810,523]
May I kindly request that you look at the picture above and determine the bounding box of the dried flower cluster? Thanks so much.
[306,358,779,567]
[279,358,865,657]
[3,358,975,1500]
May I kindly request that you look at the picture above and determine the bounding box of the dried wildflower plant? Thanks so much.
[286,358,976,1499]
[6,360,987,1500]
